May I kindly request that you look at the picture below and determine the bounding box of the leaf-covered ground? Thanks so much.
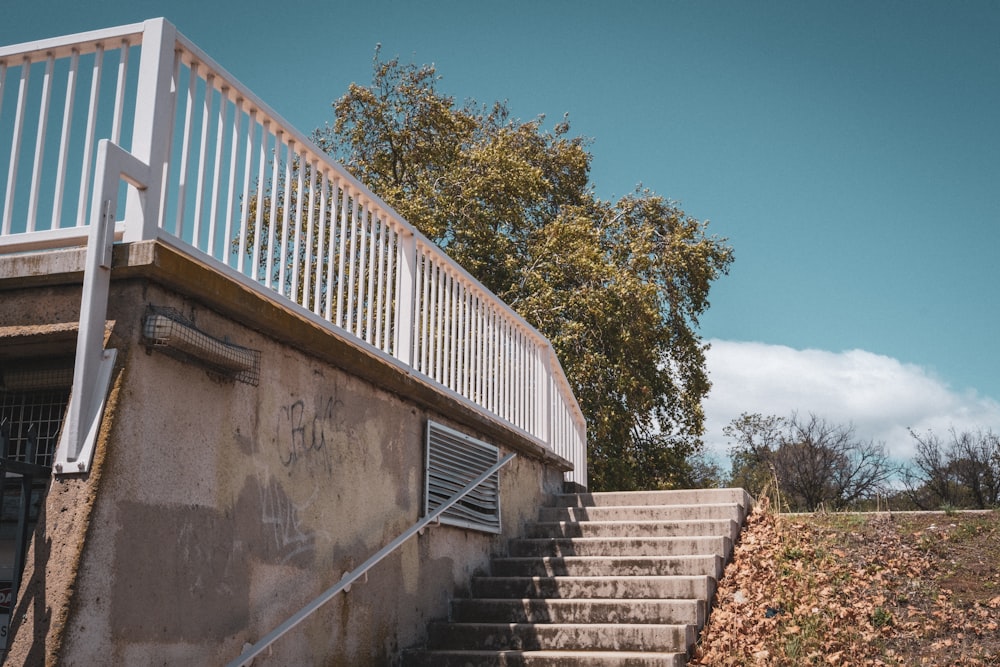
[691,501,1000,666]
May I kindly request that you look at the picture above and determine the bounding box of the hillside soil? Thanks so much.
[692,502,1000,666]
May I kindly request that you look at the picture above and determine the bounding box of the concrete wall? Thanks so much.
[0,241,569,665]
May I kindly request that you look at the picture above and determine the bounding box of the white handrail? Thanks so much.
[226,452,517,667]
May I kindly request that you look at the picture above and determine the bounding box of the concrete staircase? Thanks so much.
[403,488,752,666]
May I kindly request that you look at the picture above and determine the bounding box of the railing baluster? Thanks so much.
[516,333,522,429]
[345,194,360,334]
[2,57,30,236]
[521,332,528,429]
[438,267,447,382]
[192,71,213,247]
[426,258,434,374]
[506,322,513,422]
[75,46,104,229]
[264,129,282,288]
[489,307,497,409]
[51,49,79,229]
[512,329,518,426]
[290,153,305,303]
[482,305,490,406]
[462,291,471,396]
[481,301,490,405]
[476,295,489,407]
[432,264,442,381]
[513,330,521,428]
[445,275,454,389]
[302,160,317,311]
[26,55,54,232]
[237,108,256,274]
[393,229,416,364]
[373,212,387,349]
[500,319,509,420]
[384,227,397,354]
[451,276,460,390]
[207,84,227,258]
[364,206,377,344]
[334,184,349,327]
[420,254,430,374]
[323,177,338,321]
[278,141,293,296]
[110,39,129,145]
[174,60,197,237]
[436,268,446,383]
[251,121,268,281]
[223,96,243,267]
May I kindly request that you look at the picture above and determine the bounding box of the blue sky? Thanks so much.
[5,1,999,463]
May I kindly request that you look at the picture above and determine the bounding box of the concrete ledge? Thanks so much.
[0,240,572,473]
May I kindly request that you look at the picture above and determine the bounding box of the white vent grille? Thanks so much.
[424,421,502,534]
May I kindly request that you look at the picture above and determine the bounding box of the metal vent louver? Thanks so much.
[424,421,502,534]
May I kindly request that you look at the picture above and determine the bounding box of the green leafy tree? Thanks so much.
[314,52,732,490]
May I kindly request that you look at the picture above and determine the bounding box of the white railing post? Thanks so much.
[55,140,149,474]
[124,18,177,241]
[540,345,553,450]
[393,231,417,365]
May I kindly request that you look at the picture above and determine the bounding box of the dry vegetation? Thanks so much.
[692,499,1000,666]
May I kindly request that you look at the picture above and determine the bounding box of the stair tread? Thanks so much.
[432,621,692,628]
[512,535,724,541]
[494,555,716,561]
[532,518,733,524]
[474,575,712,582]
[407,649,688,664]
[475,573,712,578]
[413,650,687,655]
[456,597,694,604]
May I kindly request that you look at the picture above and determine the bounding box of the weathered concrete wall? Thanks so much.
[1,241,568,665]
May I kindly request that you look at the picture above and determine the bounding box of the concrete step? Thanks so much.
[508,535,732,559]
[554,488,752,513]
[401,649,688,667]
[491,554,723,579]
[538,502,744,523]
[401,487,753,665]
[524,518,740,542]
[426,621,695,653]
[469,575,715,601]
[450,597,705,626]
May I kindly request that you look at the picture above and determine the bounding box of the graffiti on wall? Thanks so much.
[274,394,349,476]
[257,474,318,566]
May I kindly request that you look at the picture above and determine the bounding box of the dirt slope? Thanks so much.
[692,502,1000,666]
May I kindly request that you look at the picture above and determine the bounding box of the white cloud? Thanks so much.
[702,340,1000,466]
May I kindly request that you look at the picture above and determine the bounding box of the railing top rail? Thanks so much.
[169,32,468,293]
[167,22,584,424]
[170,28,522,325]
[170,27,375,203]
[0,22,145,62]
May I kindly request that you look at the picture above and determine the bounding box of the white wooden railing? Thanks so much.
[0,18,586,486]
